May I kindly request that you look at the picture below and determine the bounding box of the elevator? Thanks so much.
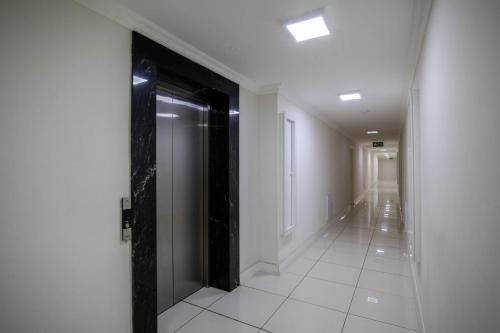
[156,75,207,314]
[131,32,239,332]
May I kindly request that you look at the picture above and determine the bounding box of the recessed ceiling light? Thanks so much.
[285,13,330,42]
[366,130,379,134]
[339,91,362,101]
[133,75,147,85]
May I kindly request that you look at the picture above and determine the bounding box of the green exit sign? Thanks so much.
[373,141,384,147]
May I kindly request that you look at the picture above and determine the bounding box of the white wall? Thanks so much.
[239,88,261,271]
[0,1,132,332]
[352,144,366,202]
[401,0,500,331]
[377,158,397,182]
[277,95,352,263]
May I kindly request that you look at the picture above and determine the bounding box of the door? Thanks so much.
[156,78,206,314]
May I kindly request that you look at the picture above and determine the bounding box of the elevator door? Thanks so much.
[156,80,205,314]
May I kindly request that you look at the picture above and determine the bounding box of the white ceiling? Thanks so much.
[102,0,420,141]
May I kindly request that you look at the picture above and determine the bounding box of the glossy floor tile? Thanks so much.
[209,286,285,327]
[343,315,417,333]
[176,310,259,333]
[158,301,202,333]
[241,271,302,296]
[157,187,420,332]
[290,277,355,312]
[308,261,361,286]
[363,256,411,277]
[320,250,366,268]
[183,287,227,308]
[282,257,316,276]
[349,288,419,330]
[358,270,414,297]
[300,245,327,260]
[263,299,346,333]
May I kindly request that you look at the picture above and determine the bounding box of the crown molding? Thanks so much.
[75,0,356,143]
[274,84,355,143]
[399,0,434,128]
[75,0,260,93]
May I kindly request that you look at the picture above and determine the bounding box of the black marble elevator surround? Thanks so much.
[131,32,239,333]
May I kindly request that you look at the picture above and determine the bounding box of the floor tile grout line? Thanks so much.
[176,300,273,332]
[348,313,419,332]
[340,196,419,331]
[340,197,382,333]
[258,207,356,330]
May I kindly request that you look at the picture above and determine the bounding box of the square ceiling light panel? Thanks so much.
[286,14,330,42]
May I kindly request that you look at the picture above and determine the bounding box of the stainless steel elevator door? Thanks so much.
[156,85,205,315]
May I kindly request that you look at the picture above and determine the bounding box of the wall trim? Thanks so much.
[240,261,279,283]
[410,259,426,333]
[75,0,260,94]
[353,189,368,206]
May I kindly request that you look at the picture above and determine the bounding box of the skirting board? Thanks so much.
[410,259,427,333]
[240,261,279,284]
[353,189,368,206]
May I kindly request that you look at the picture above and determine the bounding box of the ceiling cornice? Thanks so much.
[399,0,434,127]
[75,0,261,93]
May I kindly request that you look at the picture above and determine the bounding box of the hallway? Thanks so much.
[2,1,500,332]
[158,185,416,333]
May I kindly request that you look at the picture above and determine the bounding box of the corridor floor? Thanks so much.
[158,186,419,332]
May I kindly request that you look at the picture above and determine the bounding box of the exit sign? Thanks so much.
[373,141,384,147]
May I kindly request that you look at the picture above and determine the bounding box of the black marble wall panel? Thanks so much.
[131,32,239,333]
[131,57,157,333]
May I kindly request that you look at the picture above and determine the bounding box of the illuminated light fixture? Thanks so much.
[285,10,330,42]
[133,75,147,85]
[229,110,240,115]
[157,113,179,118]
[366,130,379,135]
[376,249,385,253]
[367,297,379,304]
[339,91,362,101]
[381,228,388,232]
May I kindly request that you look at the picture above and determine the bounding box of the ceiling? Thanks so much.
[97,0,420,141]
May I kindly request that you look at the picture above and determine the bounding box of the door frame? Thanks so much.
[131,32,240,333]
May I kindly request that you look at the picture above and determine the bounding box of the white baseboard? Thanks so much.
[410,259,426,333]
[353,189,368,206]
[240,261,279,284]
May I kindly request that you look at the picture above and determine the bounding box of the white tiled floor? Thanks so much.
[157,187,420,332]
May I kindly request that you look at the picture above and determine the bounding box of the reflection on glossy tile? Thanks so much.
[364,256,411,277]
[358,270,414,297]
[290,277,354,312]
[241,271,302,296]
[343,315,417,333]
[320,250,365,268]
[183,287,227,308]
[283,257,316,276]
[177,310,258,333]
[308,261,360,286]
[209,286,284,327]
[263,299,346,333]
[350,288,419,330]
[158,301,202,333]
[368,245,408,260]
